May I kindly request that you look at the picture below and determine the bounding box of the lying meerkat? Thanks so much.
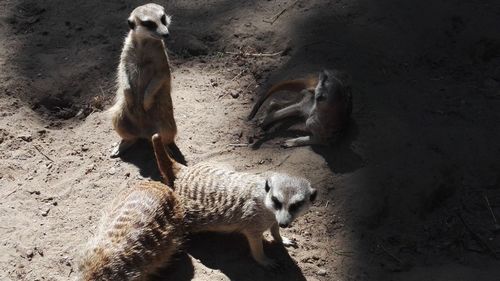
[248,69,352,147]
[152,134,317,268]
[78,181,184,281]
[109,3,177,157]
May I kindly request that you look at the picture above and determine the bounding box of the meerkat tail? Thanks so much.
[152,134,183,187]
[248,77,319,120]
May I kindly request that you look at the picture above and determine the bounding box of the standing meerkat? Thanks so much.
[152,134,317,268]
[77,181,184,281]
[109,3,177,157]
[248,69,352,147]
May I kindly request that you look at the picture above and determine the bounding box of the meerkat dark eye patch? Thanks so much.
[310,189,317,202]
[289,201,304,213]
[127,19,135,29]
[161,15,167,25]
[271,196,282,210]
[265,180,271,192]
[141,20,157,29]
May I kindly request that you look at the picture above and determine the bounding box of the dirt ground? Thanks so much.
[1,0,500,280]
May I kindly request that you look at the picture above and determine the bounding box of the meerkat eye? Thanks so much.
[271,196,282,210]
[161,15,167,25]
[289,201,304,213]
[141,20,157,29]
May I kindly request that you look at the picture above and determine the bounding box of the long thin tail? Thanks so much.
[247,77,318,120]
[152,134,183,188]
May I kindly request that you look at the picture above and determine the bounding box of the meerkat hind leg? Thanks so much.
[282,136,319,148]
[262,103,305,130]
[270,223,297,248]
[244,231,279,269]
[110,139,137,158]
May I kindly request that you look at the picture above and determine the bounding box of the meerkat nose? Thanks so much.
[279,223,289,228]
[162,33,170,40]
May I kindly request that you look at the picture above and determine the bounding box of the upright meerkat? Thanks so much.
[248,69,352,147]
[78,181,184,281]
[109,3,176,157]
[152,134,317,268]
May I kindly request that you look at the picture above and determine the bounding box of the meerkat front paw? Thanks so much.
[281,236,298,248]
[281,139,296,148]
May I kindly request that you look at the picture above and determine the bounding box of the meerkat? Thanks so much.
[152,134,317,268]
[78,181,184,281]
[248,69,353,147]
[109,3,177,158]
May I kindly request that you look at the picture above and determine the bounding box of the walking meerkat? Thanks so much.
[248,69,353,147]
[78,181,184,281]
[152,134,317,268]
[109,3,177,157]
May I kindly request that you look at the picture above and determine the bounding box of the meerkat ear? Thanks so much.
[127,18,135,30]
[265,180,271,193]
[310,189,317,202]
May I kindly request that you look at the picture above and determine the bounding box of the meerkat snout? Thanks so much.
[264,174,317,228]
[127,3,171,41]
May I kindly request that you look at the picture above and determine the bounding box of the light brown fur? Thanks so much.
[78,181,184,281]
[109,3,176,157]
[249,69,353,147]
[151,134,317,268]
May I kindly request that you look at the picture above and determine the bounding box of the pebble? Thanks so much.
[18,134,32,142]
[108,167,116,175]
[26,250,34,260]
[41,208,50,217]
[316,269,327,276]
[230,90,240,99]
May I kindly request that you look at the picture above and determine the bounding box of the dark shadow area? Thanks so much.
[265,0,500,279]
[152,252,195,281]
[311,119,364,174]
[185,232,306,281]
[119,139,186,180]
[119,139,161,181]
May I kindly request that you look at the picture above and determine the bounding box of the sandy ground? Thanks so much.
[1,0,500,280]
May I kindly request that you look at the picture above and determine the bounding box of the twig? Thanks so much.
[263,0,300,24]
[3,188,17,198]
[276,154,291,167]
[228,143,249,147]
[225,51,283,57]
[230,70,246,82]
[484,194,498,224]
[33,144,54,162]
[325,200,329,208]
[457,212,498,259]
[379,243,403,264]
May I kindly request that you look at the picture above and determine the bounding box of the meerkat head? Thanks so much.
[314,69,351,106]
[127,3,171,41]
[264,174,317,228]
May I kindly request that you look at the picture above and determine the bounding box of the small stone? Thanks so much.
[125,172,130,178]
[108,167,116,175]
[230,91,240,99]
[26,250,34,260]
[316,269,327,276]
[35,247,44,256]
[18,134,32,142]
[41,208,50,217]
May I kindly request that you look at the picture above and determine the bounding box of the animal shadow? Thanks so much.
[312,119,364,174]
[119,139,187,180]
[186,232,307,281]
[152,252,195,281]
